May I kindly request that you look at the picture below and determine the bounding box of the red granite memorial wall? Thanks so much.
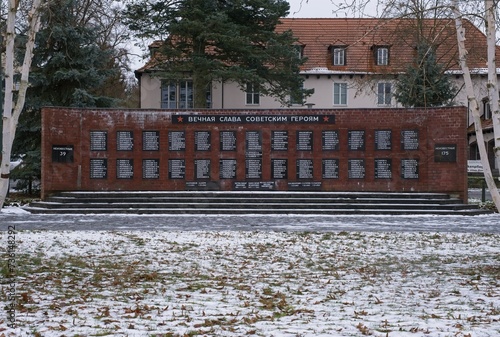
[41,107,468,200]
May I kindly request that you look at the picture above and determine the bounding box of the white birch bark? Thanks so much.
[0,0,44,211]
[485,0,500,176]
[452,0,500,210]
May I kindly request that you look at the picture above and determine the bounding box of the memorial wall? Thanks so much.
[41,107,468,200]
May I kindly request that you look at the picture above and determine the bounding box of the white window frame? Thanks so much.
[333,82,348,106]
[333,48,346,66]
[377,47,389,65]
[377,82,392,105]
[246,83,260,105]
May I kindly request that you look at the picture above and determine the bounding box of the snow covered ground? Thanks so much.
[1,230,499,336]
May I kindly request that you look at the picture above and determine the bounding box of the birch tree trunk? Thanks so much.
[452,0,500,211]
[0,0,44,211]
[485,0,500,177]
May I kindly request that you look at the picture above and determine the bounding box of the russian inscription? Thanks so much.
[142,131,159,151]
[168,131,186,151]
[142,159,160,179]
[348,130,365,151]
[322,159,339,179]
[322,130,340,151]
[90,131,107,151]
[117,131,134,151]
[348,159,365,179]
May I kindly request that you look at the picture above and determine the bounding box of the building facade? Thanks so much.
[135,18,499,170]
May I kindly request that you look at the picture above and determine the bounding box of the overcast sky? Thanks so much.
[287,0,380,18]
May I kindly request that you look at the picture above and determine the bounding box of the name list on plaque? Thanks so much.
[116,159,134,179]
[90,158,107,179]
[245,159,262,179]
[117,131,134,151]
[195,159,211,179]
[401,159,419,179]
[195,131,211,151]
[348,159,365,179]
[297,131,313,151]
[374,158,392,179]
[296,159,314,179]
[246,131,262,158]
[322,159,339,179]
[168,159,185,179]
[401,130,419,150]
[169,131,186,151]
[348,130,365,151]
[142,159,160,179]
[271,159,288,179]
[322,130,340,151]
[90,131,107,151]
[374,130,392,150]
[142,131,159,151]
[220,131,237,151]
[219,159,237,179]
[271,131,288,151]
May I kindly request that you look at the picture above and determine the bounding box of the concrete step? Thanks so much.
[24,191,491,215]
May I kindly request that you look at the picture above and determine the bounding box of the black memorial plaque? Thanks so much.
[348,159,365,179]
[374,158,392,179]
[90,131,107,151]
[195,131,211,151]
[434,144,457,162]
[117,131,134,151]
[168,131,186,151]
[246,131,262,158]
[116,159,134,179]
[296,131,313,151]
[142,159,160,179]
[271,159,288,179]
[401,130,419,150]
[322,130,340,151]
[219,159,237,179]
[271,131,289,151]
[374,130,392,150]
[52,145,74,163]
[322,159,339,179]
[245,159,262,179]
[142,131,160,151]
[296,159,314,179]
[90,158,107,179]
[348,130,365,151]
[401,159,419,179]
[195,159,211,179]
[168,159,185,179]
[220,131,237,151]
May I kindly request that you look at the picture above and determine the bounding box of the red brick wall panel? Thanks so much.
[41,107,468,200]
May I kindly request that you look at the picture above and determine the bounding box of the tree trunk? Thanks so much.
[452,0,500,211]
[485,0,500,175]
[0,0,44,211]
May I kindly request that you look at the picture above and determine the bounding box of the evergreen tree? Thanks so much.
[11,0,125,192]
[394,42,456,107]
[124,0,310,108]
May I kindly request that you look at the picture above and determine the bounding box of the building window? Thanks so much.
[333,83,347,105]
[246,83,260,105]
[376,47,389,65]
[293,45,304,59]
[161,80,194,109]
[377,82,392,105]
[333,47,346,66]
[483,100,492,119]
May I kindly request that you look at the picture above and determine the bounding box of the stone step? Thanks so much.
[24,191,490,215]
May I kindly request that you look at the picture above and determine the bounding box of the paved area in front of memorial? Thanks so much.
[2,209,499,233]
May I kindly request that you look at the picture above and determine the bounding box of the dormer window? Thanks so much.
[293,44,304,59]
[332,47,347,66]
[375,46,390,65]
